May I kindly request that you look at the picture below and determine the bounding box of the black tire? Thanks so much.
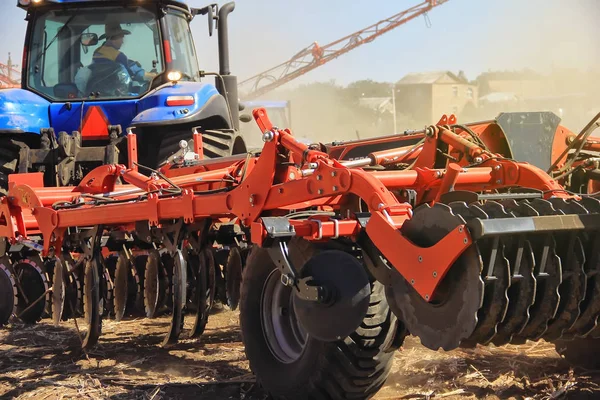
[0,143,19,196]
[156,129,246,167]
[240,238,404,400]
[555,337,600,369]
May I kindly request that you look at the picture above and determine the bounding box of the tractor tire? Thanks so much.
[156,129,246,167]
[0,142,19,196]
[240,238,403,400]
[554,338,600,369]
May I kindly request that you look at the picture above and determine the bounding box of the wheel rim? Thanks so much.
[260,269,308,364]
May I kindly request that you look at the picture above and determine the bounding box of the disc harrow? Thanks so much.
[3,108,600,399]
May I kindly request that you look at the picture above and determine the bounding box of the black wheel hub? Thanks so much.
[292,250,371,342]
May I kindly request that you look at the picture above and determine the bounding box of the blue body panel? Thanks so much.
[49,100,139,134]
[132,82,222,125]
[0,81,225,137]
[0,89,50,134]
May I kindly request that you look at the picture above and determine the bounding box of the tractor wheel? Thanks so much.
[554,338,600,369]
[240,238,403,400]
[0,142,19,196]
[156,129,246,167]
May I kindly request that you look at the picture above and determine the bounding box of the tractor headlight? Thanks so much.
[167,71,182,83]
[18,0,42,5]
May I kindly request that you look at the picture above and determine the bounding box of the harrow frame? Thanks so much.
[3,107,600,399]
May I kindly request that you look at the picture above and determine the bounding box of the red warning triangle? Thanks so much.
[80,106,109,140]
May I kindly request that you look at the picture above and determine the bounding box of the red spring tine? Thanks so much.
[127,128,138,171]
[193,128,204,160]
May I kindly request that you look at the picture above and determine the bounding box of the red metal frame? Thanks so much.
[0,108,580,302]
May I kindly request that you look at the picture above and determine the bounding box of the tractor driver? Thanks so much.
[91,22,155,85]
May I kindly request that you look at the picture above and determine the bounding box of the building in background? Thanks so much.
[395,71,478,125]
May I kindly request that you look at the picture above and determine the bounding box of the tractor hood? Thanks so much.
[0,89,50,135]
[131,81,232,128]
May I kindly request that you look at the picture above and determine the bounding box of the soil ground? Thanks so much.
[1,306,600,400]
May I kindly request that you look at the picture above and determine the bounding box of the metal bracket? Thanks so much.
[261,216,296,247]
[266,240,328,303]
[354,212,371,228]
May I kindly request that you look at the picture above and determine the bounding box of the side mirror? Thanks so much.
[192,4,218,37]
[81,33,99,47]
[240,114,253,123]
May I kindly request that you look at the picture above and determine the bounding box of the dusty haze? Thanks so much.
[240,1,600,145]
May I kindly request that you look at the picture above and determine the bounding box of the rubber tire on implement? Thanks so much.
[240,238,403,400]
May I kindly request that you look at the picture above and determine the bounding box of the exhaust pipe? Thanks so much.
[216,2,240,130]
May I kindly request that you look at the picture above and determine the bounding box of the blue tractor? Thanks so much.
[0,0,248,194]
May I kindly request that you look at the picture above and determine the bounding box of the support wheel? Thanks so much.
[240,238,403,400]
[555,337,600,369]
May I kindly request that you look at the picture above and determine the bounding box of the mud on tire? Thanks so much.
[240,238,404,400]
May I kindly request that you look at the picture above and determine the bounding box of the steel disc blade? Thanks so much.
[385,202,484,351]
[542,198,588,340]
[103,255,118,319]
[561,197,600,337]
[113,251,129,321]
[226,247,243,311]
[51,258,66,326]
[14,258,49,324]
[293,250,371,342]
[100,257,115,318]
[155,254,170,315]
[204,248,216,311]
[453,201,511,347]
[213,248,229,305]
[0,259,16,326]
[162,249,186,346]
[189,250,208,338]
[474,200,535,346]
[144,250,163,318]
[132,255,147,315]
[82,256,102,349]
[495,199,538,341]
[492,234,537,346]
[512,200,562,342]
[66,257,84,319]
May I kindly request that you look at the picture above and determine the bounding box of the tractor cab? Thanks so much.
[0,0,244,191]
[21,0,198,101]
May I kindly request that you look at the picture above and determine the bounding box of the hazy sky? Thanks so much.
[1,0,599,88]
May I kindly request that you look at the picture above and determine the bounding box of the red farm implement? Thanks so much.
[2,108,600,398]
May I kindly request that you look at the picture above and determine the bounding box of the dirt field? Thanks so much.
[1,306,599,400]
